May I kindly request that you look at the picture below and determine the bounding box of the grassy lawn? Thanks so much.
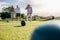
[0,21,44,40]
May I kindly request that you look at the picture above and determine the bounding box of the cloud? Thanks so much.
[0,0,60,17]
[28,0,60,17]
[0,2,8,6]
[0,2,9,12]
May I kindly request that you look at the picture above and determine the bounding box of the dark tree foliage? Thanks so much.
[1,12,10,19]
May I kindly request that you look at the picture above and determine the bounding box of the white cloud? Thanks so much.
[28,0,60,17]
[0,2,8,6]
[14,0,60,17]
[0,0,60,17]
[15,0,25,2]
[0,2,9,12]
[0,2,7,4]
[20,0,25,2]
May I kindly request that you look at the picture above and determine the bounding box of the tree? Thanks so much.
[2,7,11,13]
[1,7,11,19]
[21,14,27,20]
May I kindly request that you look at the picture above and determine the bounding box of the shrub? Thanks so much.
[1,12,10,19]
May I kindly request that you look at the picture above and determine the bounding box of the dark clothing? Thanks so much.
[16,13,20,17]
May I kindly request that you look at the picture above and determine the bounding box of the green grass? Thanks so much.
[0,21,43,40]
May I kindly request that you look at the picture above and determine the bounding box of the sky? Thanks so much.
[0,0,60,17]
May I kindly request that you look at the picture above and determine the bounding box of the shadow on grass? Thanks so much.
[14,25,22,27]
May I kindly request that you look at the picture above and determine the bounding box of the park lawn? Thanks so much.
[0,21,44,40]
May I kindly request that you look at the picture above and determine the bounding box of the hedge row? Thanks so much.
[0,12,10,19]
[0,12,27,19]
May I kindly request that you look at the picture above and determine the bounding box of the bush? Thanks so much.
[1,12,10,19]
[21,14,27,20]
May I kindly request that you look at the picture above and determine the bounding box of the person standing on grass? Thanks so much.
[10,5,15,21]
[25,4,32,21]
[15,5,21,21]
